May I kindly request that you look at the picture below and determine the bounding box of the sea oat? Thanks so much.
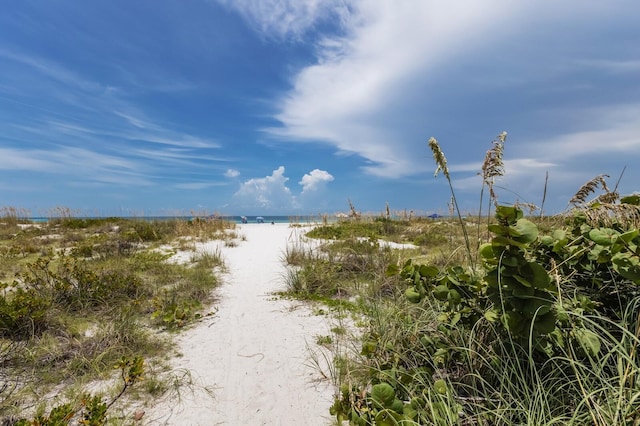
[428,137,449,179]
[481,131,507,204]
[569,175,611,206]
[582,202,640,228]
[592,191,620,205]
[514,201,539,215]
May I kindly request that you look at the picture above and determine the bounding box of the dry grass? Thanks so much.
[0,209,232,420]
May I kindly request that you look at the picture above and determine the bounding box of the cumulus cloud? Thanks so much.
[231,166,298,211]
[299,169,334,194]
[225,168,240,178]
[230,166,336,212]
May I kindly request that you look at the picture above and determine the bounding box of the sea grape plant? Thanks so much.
[479,205,557,337]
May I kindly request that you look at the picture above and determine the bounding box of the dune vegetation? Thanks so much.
[0,211,235,423]
[2,133,639,425]
[282,134,640,425]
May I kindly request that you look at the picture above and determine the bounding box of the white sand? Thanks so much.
[143,223,335,425]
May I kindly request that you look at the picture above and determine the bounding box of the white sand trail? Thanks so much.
[144,223,335,425]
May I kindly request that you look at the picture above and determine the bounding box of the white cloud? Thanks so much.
[214,0,349,40]
[259,0,639,182]
[532,104,640,157]
[174,182,227,190]
[225,168,240,178]
[230,167,336,212]
[299,169,334,194]
[264,1,525,177]
[231,166,298,210]
[0,147,153,186]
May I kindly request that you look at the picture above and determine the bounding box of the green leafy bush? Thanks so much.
[0,287,51,339]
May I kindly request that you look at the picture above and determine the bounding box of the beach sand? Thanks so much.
[143,223,335,425]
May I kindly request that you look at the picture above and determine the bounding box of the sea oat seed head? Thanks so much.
[428,137,449,179]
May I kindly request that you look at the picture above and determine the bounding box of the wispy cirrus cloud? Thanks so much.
[215,0,350,40]
[0,46,223,188]
[0,47,102,92]
[0,146,152,186]
[173,182,229,190]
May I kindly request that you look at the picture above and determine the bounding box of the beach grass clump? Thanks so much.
[307,217,406,242]
[0,212,229,421]
[283,235,403,300]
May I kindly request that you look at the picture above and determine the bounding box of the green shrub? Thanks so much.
[0,287,51,339]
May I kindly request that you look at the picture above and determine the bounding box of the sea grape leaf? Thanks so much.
[510,219,538,243]
[575,328,601,356]
[512,283,535,298]
[385,263,400,276]
[419,265,439,278]
[534,312,556,334]
[496,205,523,223]
[522,261,551,289]
[612,253,640,283]
[403,404,418,420]
[522,298,552,317]
[447,289,462,305]
[405,288,422,303]
[488,224,509,237]
[493,235,527,248]
[371,383,396,407]
[391,398,404,414]
[621,194,640,205]
[433,285,449,301]
[433,379,448,395]
[589,228,620,246]
[513,274,533,288]
[479,243,497,260]
[618,229,639,244]
[484,270,499,288]
[503,311,525,335]
[502,255,521,267]
[450,312,461,326]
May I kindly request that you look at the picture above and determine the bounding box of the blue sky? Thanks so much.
[1,1,639,217]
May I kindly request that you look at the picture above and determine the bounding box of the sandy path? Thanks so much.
[144,223,335,425]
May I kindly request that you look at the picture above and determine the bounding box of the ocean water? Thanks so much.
[220,215,325,224]
[28,215,330,224]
